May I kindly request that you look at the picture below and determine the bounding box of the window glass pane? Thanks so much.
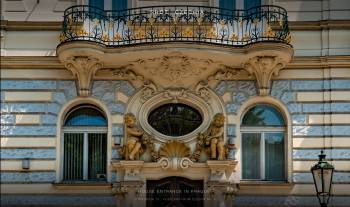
[244,0,261,19]
[265,132,285,180]
[89,0,104,9]
[88,133,107,180]
[219,0,235,19]
[63,133,84,181]
[242,104,285,126]
[242,133,261,179]
[89,0,104,19]
[148,103,202,137]
[112,0,127,10]
[64,105,107,126]
[244,0,261,10]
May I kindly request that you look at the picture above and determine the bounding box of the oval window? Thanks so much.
[148,103,203,137]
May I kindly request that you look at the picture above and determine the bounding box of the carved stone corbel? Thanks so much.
[120,160,144,181]
[64,56,103,96]
[206,181,237,207]
[243,56,286,96]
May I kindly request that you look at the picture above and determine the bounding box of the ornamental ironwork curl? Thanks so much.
[59,5,291,47]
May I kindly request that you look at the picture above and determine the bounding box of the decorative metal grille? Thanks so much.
[60,5,291,47]
[63,133,84,181]
[63,133,107,181]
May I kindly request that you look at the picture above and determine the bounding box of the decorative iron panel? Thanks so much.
[63,133,84,181]
[88,133,107,180]
[59,5,291,47]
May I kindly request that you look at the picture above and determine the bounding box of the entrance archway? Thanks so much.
[146,177,203,207]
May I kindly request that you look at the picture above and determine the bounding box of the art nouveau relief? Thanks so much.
[129,52,222,88]
[65,46,293,207]
[108,54,247,207]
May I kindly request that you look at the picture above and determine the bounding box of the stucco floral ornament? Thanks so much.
[140,81,157,103]
[134,54,209,83]
[195,81,211,102]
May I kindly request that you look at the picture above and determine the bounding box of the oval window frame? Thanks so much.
[137,92,213,143]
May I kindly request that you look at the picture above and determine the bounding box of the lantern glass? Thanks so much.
[312,168,322,193]
[323,168,333,194]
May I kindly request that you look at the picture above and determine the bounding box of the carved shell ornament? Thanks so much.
[158,140,191,158]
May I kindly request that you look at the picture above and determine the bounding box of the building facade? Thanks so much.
[1,0,350,206]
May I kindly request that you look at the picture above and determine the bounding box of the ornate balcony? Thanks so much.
[57,5,293,97]
[59,5,291,46]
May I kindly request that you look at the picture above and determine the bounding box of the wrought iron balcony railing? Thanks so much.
[59,5,291,47]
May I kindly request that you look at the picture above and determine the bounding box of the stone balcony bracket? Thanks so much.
[243,56,288,96]
[61,55,103,96]
[57,41,293,95]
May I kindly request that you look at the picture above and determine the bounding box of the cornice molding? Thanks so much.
[0,20,62,31]
[1,55,350,69]
[0,56,65,69]
[288,20,350,30]
[286,56,350,69]
[2,20,350,31]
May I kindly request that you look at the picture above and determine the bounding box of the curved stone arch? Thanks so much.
[236,96,293,183]
[55,97,113,182]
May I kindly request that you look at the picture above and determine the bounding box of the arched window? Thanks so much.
[241,104,286,181]
[62,105,107,181]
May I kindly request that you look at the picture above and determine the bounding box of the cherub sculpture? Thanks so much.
[119,113,158,161]
[196,113,226,160]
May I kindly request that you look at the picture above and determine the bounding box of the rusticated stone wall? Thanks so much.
[1,80,135,183]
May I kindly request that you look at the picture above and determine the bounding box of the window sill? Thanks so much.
[237,181,294,195]
[238,181,293,188]
[53,182,112,190]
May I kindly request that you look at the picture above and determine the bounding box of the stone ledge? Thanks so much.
[239,182,293,187]
[53,183,112,190]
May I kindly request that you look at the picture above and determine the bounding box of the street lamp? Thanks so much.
[311,150,334,207]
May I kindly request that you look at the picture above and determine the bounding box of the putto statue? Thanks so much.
[120,113,158,161]
[192,113,226,161]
